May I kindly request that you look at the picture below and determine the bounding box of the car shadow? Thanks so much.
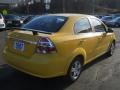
[0,54,111,90]
[0,65,72,90]
[83,54,109,71]
[0,29,4,32]
[0,28,12,32]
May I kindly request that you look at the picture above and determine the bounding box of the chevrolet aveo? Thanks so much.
[3,14,116,82]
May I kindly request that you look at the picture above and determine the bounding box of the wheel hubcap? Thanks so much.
[70,60,81,80]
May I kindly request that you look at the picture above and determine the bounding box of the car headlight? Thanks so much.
[20,20,23,24]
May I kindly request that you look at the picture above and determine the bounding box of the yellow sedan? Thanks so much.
[3,14,116,82]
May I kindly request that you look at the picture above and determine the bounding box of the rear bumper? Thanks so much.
[3,50,67,78]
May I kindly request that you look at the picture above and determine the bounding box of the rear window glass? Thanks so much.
[22,15,68,33]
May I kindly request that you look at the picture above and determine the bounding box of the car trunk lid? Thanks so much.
[6,30,51,57]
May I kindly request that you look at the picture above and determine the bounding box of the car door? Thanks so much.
[90,18,111,56]
[74,18,99,62]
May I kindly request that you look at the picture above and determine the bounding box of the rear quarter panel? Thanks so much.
[49,34,87,75]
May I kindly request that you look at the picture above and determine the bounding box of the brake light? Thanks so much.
[36,37,56,54]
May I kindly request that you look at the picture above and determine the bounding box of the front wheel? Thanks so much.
[66,58,82,82]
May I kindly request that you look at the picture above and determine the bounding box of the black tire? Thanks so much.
[107,42,115,56]
[66,57,82,82]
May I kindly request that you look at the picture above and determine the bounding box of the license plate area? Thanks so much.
[14,40,24,51]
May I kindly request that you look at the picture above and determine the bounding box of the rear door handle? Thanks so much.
[98,37,102,39]
[80,39,86,42]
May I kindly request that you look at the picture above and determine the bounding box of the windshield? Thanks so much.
[111,17,120,22]
[5,14,20,20]
[102,16,112,20]
[22,15,68,33]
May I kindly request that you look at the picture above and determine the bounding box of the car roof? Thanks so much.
[43,13,95,18]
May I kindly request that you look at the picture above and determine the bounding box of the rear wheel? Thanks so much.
[107,42,115,56]
[66,57,82,82]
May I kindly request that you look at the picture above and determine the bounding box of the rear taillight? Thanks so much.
[36,37,56,54]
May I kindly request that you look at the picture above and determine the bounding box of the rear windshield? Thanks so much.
[22,15,68,33]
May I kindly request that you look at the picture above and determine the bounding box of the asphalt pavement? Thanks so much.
[0,28,120,90]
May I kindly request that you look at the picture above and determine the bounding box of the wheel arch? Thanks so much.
[64,48,86,75]
[109,39,116,48]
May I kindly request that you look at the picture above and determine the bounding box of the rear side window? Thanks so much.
[90,18,106,32]
[74,18,92,34]
[22,15,68,33]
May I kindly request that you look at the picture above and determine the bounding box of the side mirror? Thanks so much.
[32,31,38,35]
[107,28,114,33]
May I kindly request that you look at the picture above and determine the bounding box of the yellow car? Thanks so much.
[3,14,116,82]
